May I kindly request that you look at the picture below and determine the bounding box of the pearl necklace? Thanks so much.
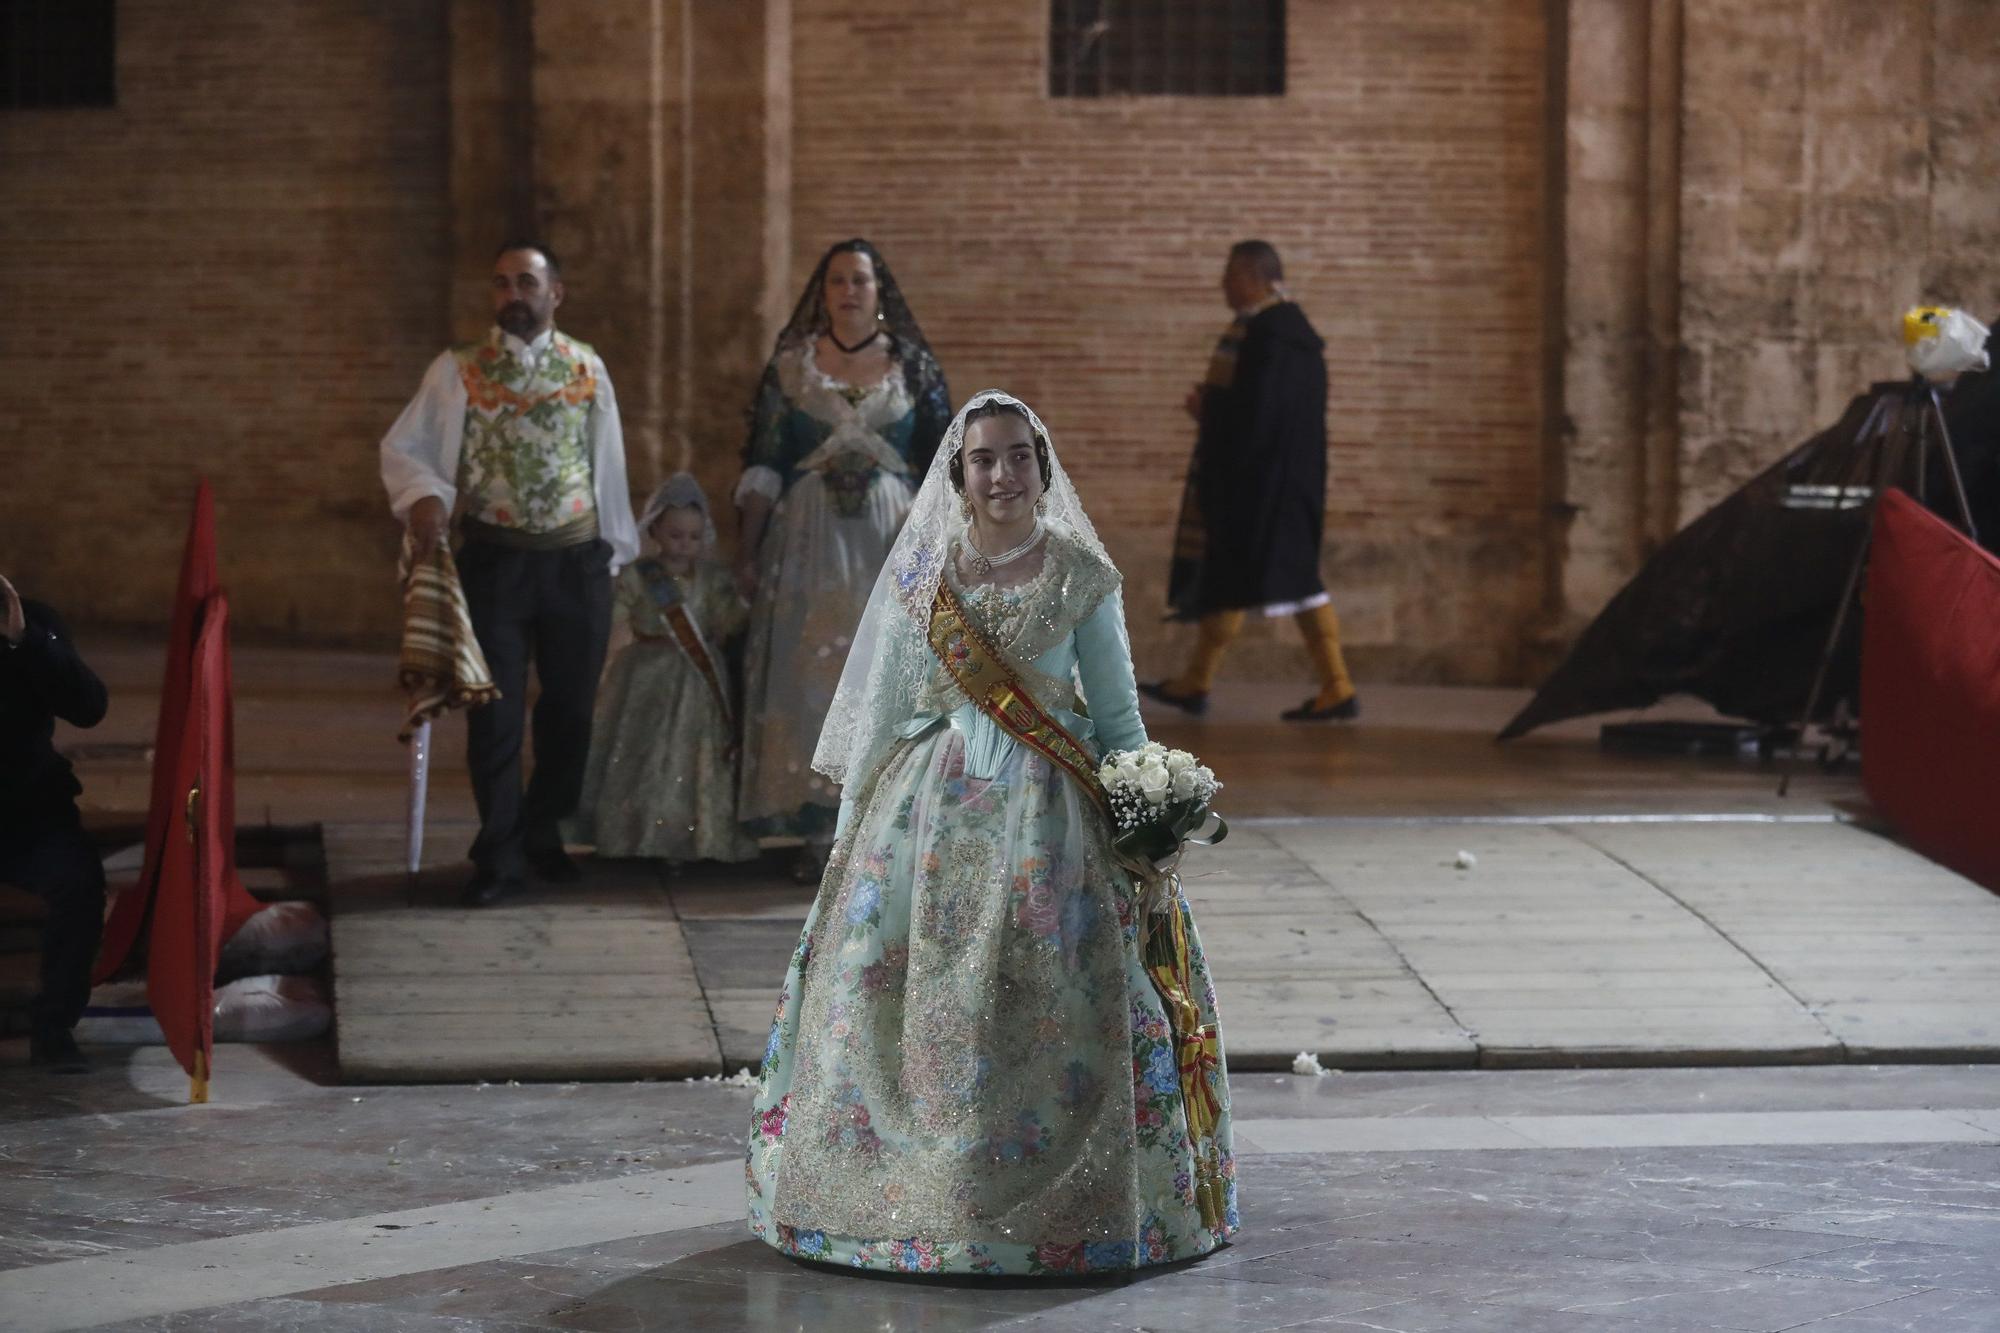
[966,519,1044,576]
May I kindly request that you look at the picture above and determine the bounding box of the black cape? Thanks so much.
[1498,356,2000,741]
[1169,301,1329,618]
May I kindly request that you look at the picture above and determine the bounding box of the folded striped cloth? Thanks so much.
[397,531,498,741]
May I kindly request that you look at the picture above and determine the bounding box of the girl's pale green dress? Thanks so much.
[745,526,1238,1275]
[567,559,756,863]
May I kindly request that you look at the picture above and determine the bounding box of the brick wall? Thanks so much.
[0,1,449,639]
[785,1,1554,684]
[1678,0,2000,521]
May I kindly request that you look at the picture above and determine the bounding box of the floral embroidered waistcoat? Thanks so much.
[450,330,598,532]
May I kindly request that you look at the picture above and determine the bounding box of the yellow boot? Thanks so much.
[1142,610,1245,716]
[1284,603,1359,721]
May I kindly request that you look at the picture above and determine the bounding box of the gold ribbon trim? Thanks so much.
[1144,891,1228,1231]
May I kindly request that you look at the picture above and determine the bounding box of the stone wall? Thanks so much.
[1677,0,2000,522]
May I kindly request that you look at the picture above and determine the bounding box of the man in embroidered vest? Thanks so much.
[1143,239,1361,723]
[381,242,639,906]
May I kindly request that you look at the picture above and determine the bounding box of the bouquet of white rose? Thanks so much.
[1097,741,1227,869]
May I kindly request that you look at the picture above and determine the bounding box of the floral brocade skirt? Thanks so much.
[737,468,912,839]
[745,726,1238,1275]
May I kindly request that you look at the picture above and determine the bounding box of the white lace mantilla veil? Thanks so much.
[811,389,1127,790]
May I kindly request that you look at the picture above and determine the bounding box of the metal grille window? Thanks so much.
[2,0,116,109]
[1050,0,1285,98]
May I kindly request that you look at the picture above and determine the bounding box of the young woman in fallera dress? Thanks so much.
[745,390,1237,1275]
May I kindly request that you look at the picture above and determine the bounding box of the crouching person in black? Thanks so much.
[1,576,108,1072]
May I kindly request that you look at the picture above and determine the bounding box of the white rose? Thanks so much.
[1166,750,1194,774]
[1137,765,1171,801]
[1115,761,1143,788]
[1196,765,1217,789]
[1170,769,1200,800]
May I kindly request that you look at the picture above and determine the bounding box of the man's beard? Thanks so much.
[497,302,540,336]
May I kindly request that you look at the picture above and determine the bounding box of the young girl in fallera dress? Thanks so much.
[745,391,1237,1275]
[567,475,757,866]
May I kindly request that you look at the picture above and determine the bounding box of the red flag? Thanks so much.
[93,482,258,1098]
[1861,488,2000,894]
[97,481,222,980]
[150,595,253,1098]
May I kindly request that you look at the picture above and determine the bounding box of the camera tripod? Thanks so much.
[1779,375,1979,795]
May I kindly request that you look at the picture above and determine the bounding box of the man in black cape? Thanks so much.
[1142,240,1359,721]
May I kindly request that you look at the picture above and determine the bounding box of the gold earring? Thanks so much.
[958,495,973,521]
[1035,494,1048,515]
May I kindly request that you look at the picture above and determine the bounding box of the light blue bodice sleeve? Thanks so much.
[1071,589,1148,759]
[942,589,1148,782]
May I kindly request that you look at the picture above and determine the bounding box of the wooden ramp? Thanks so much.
[325,822,723,1082]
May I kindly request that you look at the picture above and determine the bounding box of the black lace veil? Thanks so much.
[744,238,952,477]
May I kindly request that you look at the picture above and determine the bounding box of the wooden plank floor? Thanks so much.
[326,822,721,1082]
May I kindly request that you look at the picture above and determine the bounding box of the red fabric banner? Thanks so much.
[93,482,257,1095]
[1861,487,2000,895]
[97,481,221,980]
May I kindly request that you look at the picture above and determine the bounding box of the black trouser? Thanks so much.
[0,801,106,1038]
[458,537,613,878]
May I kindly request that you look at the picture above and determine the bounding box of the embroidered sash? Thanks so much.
[924,578,1106,815]
[640,565,733,730]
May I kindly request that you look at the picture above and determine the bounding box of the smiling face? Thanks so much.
[960,413,1046,533]
[821,249,880,327]
[650,507,706,569]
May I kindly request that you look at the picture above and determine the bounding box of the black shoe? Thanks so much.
[1282,693,1360,722]
[29,1030,90,1073]
[528,848,583,883]
[460,868,522,907]
[1139,681,1210,716]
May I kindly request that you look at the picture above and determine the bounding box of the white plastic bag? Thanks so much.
[1904,306,1991,378]
[212,974,332,1043]
[74,975,332,1044]
[218,901,329,978]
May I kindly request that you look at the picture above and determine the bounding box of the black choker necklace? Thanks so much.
[827,328,881,355]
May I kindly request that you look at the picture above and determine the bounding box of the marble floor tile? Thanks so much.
[1300,1293,1739,1332]
[1751,1237,2000,1294]
[1777,1287,2000,1331]
[1467,1264,1933,1332]
[87,1295,553,1331]
[1747,1204,2000,1249]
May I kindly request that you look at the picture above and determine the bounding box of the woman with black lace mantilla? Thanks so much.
[733,239,952,879]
